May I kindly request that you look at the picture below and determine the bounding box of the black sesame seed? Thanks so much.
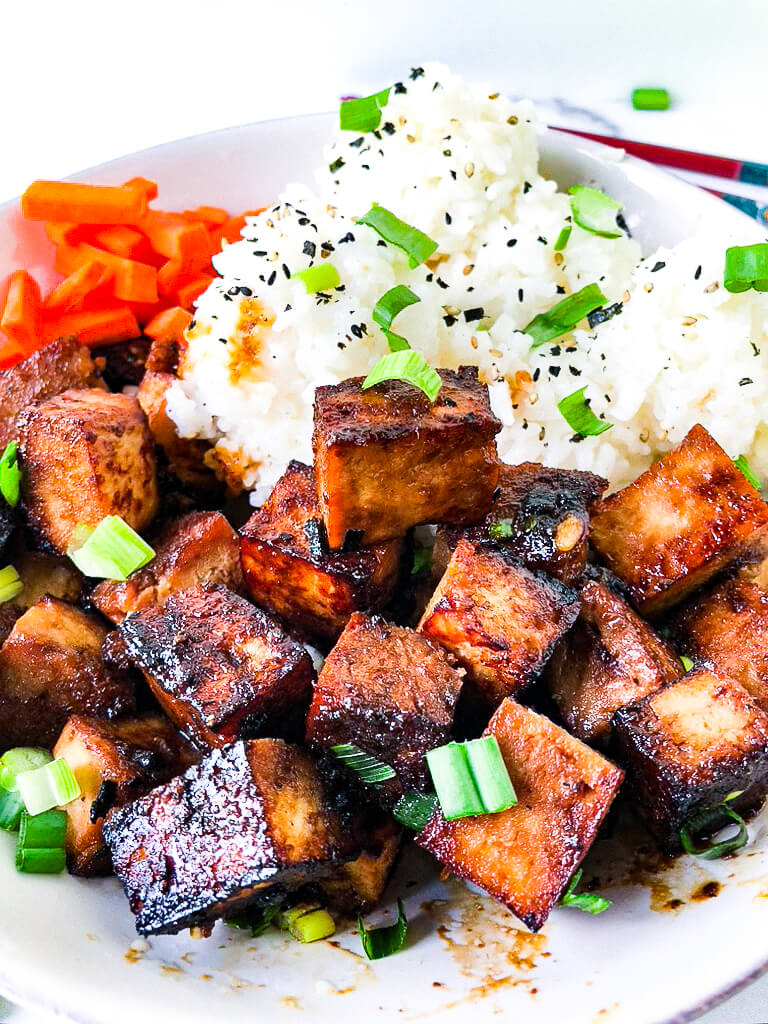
[377,239,387,247]
[432,81,441,91]
[321,241,335,252]
[350,324,363,339]
[549,365,561,377]
[267,270,277,286]
[570,434,586,443]
[410,66,425,79]
[436,278,449,289]
[523,181,532,193]
[464,307,484,322]
[328,157,345,174]
[338,232,355,244]
[282,263,290,279]
[569,365,582,376]
[298,217,310,226]
[284,304,292,312]
[382,122,395,135]
[350,136,365,148]
[532,367,541,382]
[188,319,196,329]
[443,149,452,157]
[303,241,316,258]
[337,342,346,350]
[518,288,524,302]
[252,250,267,256]
[361,164,370,171]
[651,261,666,272]
[425,273,434,282]
[588,302,623,329]
[443,315,457,326]
[445,212,452,225]
[550,346,561,356]
[507,238,517,248]
[393,82,407,95]
[556,285,566,294]
[450,170,457,180]
[740,377,753,386]
[537,236,547,244]
[695,265,702,280]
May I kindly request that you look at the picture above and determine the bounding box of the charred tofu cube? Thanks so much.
[0,597,135,749]
[417,698,624,931]
[433,462,607,585]
[95,337,152,390]
[419,539,579,707]
[53,714,197,876]
[612,668,768,850]
[313,366,502,548]
[103,738,365,934]
[590,425,768,616]
[546,579,681,747]
[19,388,158,553]
[306,613,463,799]
[240,462,404,643]
[118,583,314,748]
[93,511,243,624]
[318,817,402,913]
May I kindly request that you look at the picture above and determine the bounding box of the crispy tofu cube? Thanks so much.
[613,668,768,849]
[433,462,607,585]
[419,539,579,707]
[240,462,404,643]
[590,425,768,616]
[53,714,197,876]
[313,366,502,548]
[19,388,158,553]
[93,511,243,624]
[306,613,463,799]
[417,698,624,931]
[318,818,402,912]
[10,547,83,610]
[118,583,314,748]
[103,738,366,934]
[0,597,135,749]
[0,605,19,647]
[546,579,681,746]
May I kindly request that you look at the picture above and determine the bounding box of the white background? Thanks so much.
[2,1,768,1021]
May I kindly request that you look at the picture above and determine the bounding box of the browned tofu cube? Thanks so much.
[613,668,768,850]
[546,579,681,746]
[92,511,243,624]
[104,738,367,934]
[318,817,402,912]
[0,597,135,749]
[240,462,404,643]
[118,583,314,748]
[433,462,607,585]
[53,713,197,876]
[10,547,83,610]
[419,538,579,707]
[313,366,502,548]
[19,388,158,553]
[417,698,624,931]
[672,577,768,714]
[0,605,19,647]
[306,612,463,800]
[590,425,768,616]
[95,337,152,390]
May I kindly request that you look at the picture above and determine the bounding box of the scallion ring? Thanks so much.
[525,283,607,349]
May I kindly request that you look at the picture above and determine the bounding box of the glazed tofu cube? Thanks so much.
[313,366,501,548]
[93,511,243,624]
[0,605,19,647]
[10,547,83,610]
[0,597,135,749]
[318,817,402,912]
[417,698,624,931]
[612,668,768,849]
[53,714,197,876]
[306,612,463,799]
[546,579,681,747]
[103,738,366,934]
[419,539,579,708]
[118,583,314,748]
[240,462,404,643]
[19,388,158,553]
[590,425,768,616]
[433,462,607,585]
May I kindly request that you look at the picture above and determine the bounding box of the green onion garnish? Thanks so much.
[15,809,67,874]
[487,519,514,541]
[425,737,517,821]
[411,535,434,576]
[358,898,408,960]
[356,204,438,269]
[524,283,607,349]
[553,225,572,252]
[558,868,611,915]
[557,387,613,438]
[291,263,341,294]
[0,441,21,507]
[362,350,442,402]
[67,515,155,581]
[680,655,694,672]
[724,244,768,294]
[568,187,624,239]
[680,799,749,860]
[734,454,762,491]
[329,743,397,786]
[373,285,420,352]
[392,791,437,831]
[0,565,23,604]
[0,747,52,792]
[16,757,80,816]
[227,903,282,937]
[340,88,391,133]
[632,88,670,111]
[279,903,336,943]
[0,787,24,832]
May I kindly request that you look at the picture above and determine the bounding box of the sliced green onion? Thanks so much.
[734,455,762,491]
[680,801,749,860]
[329,743,396,786]
[525,283,607,349]
[0,565,23,605]
[426,739,516,821]
[16,758,80,816]
[411,537,433,575]
[227,903,282,937]
[67,515,155,581]
[559,868,611,914]
[362,350,442,402]
[356,204,437,269]
[557,387,613,438]
[724,244,768,294]
[464,737,517,813]
[393,791,437,831]
[15,809,67,874]
[0,441,21,508]
[632,88,670,111]
[568,187,624,239]
[0,787,24,831]
[340,88,390,133]
[15,846,66,874]
[0,747,52,791]
[358,898,408,960]
[487,519,514,541]
[291,263,341,294]
[553,225,572,251]
[680,655,694,672]
[289,908,335,943]
[373,285,420,351]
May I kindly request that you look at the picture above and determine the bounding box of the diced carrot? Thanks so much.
[219,215,247,244]
[43,261,108,314]
[176,274,213,309]
[44,222,83,247]
[144,306,192,343]
[157,259,196,298]
[1,270,42,354]
[183,206,228,227]
[124,298,173,327]
[139,211,211,266]
[60,243,158,304]
[22,181,148,225]
[43,305,140,347]
[123,176,158,202]
[94,225,148,259]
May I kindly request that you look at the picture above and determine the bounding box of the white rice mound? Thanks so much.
[165,62,768,493]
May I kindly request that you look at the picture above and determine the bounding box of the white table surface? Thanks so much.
[2,1,768,1021]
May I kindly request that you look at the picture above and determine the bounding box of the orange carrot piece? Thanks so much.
[176,274,213,309]
[22,181,148,225]
[157,259,198,298]
[144,306,192,342]
[43,261,108,314]
[94,225,148,259]
[61,243,158,304]
[183,206,228,227]
[123,176,158,202]
[1,270,42,354]
[139,211,211,265]
[43,305,140,347]
[44,222,84,247]
[219,215,247,244]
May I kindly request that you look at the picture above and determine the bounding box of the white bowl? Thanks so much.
[0,115,764,1024]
